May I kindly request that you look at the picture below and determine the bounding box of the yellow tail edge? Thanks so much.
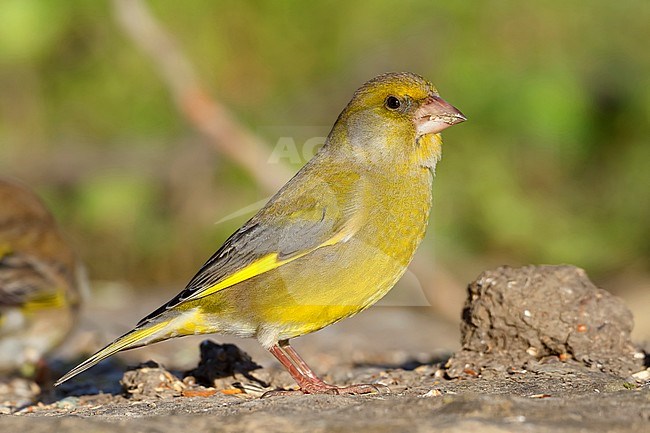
[54,320,169,386]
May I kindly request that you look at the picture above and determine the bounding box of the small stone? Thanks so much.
[420,389,442,397]
[54,396,80,410]
[120,361,185,399]
[631,369,649,381]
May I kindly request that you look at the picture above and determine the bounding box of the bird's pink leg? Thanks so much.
[265,340,388,396]
[267,343,336,394]
[280,341,331,385]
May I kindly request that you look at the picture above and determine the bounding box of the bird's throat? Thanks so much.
[415,133,443,170]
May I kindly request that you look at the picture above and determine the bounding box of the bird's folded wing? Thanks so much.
[0,252,65,308]
[136,174,367,326]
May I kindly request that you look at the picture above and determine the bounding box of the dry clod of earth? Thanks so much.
[446,265,646,379]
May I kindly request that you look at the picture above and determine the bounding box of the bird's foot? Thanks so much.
[261,382,389,398]
[328,383,390,395]
[264,342,390,398]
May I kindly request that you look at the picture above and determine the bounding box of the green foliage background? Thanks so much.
[1,0,648,288]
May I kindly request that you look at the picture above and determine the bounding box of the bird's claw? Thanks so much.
[261,382,390,398]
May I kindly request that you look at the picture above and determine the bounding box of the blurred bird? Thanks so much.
[0,178,85,378]
[56,72,465,394]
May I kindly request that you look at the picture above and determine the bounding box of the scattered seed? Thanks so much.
[181,389,218,397]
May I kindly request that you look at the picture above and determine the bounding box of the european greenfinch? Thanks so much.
[56,72,465,394]
[0,178,85,377]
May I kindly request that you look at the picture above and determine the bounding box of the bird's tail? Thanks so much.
[54,319,175,386]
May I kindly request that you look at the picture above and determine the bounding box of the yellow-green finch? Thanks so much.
[56,72,465,394]
[0,178,85,377]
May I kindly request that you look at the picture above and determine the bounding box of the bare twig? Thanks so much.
[112,0,291,192]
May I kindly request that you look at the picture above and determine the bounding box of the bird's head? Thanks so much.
[328,72,465,169]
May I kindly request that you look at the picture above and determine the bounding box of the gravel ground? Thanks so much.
[1,266,648,432]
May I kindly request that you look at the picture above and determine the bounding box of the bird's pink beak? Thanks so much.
[414,95,466,137]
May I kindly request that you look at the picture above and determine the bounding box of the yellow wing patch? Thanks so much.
[184,217,361,303]
[0,242,13,259]
[23,289,68,312]
[185,253,283,301]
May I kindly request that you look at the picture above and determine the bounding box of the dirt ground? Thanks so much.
[1,266,649,432]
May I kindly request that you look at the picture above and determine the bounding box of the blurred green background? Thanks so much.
[1,1,648,332]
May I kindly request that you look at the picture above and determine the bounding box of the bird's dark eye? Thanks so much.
[385,96,401,110]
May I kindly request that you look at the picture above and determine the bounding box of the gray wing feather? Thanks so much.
[135,158,365,326]
[0,254,57,306]
[136,197,341,326]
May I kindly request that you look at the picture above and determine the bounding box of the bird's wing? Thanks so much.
[137,172,367,326]
[0,250,65,308]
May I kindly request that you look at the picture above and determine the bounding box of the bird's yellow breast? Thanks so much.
[200,165,434,344]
